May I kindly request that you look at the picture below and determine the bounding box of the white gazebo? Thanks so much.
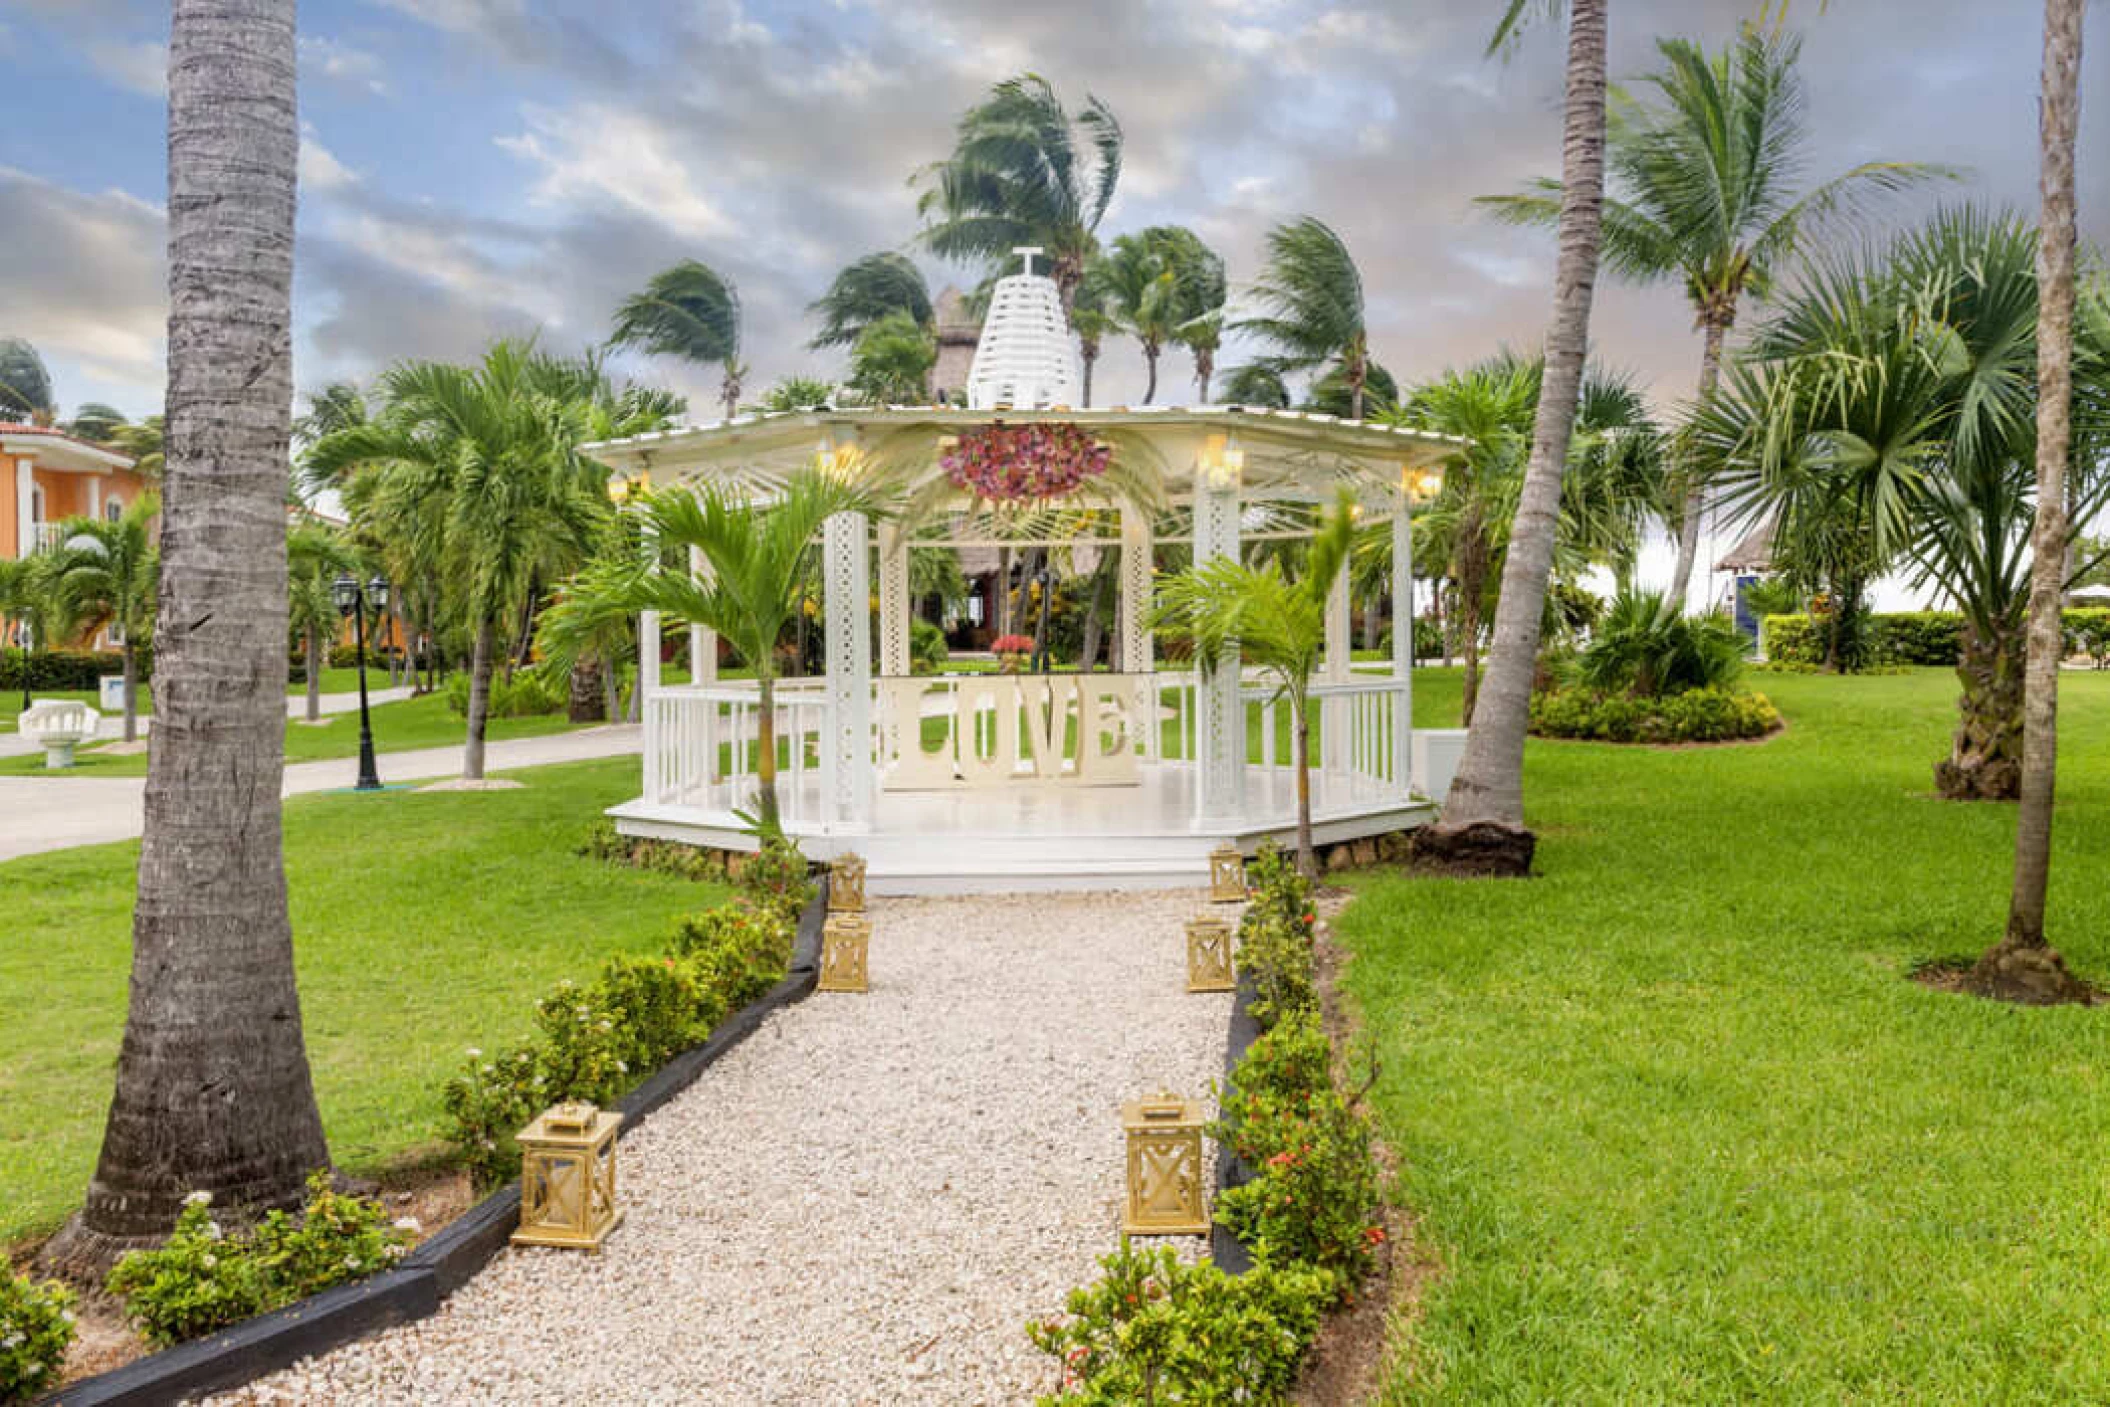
[585,258,1458,893]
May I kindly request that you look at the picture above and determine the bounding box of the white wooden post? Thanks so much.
[14,457,33,556]
[1193,463,1243,821]
[1322,557,1351,785]
[877,522,910,677]
[1119,499,1155,757]
[822,510,874,828]
[1392,481,1415,796]
[639,516,662,802]
[687,544,714,683]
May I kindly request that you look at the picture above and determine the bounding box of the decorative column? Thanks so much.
[687,544,715,683]
[1118,499,1155,757]
[639,524,662,802]
[14,456,34,556]
[1192,448,1243,821]
[1392,481,1415,797]
[821,509,874,828]
[876,522,910,677]
[87,475,101,522]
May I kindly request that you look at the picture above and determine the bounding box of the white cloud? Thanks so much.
[496,103,732,242]
[300,128,359,193]
[0,167,166,412]
[86,39,166,98]
[299,36,390,96]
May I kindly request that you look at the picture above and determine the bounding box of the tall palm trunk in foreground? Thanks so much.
[46,0,328,1275]
[1669,316,1731,604]
[1974,0,2091,1004]
[1421,0,1609,875]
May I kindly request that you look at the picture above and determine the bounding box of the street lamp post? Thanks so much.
[333,572,390,791]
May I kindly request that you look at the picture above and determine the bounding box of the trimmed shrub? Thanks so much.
[1238,844,1319,1030]
[2066,608,2110,668]
[0,1272,75,1402]
[1573,591,1744,697]
[736,835,817,924]
[910,617,949,674]
[440,670,564,719]
[1028,1244,1330,1405]
[0,646,150,692]
[442,1044,548,1186]
[577,819,730,883]
[106,1176,412,1348]
[1764,610,2101,668]
[1531,686,1781,744]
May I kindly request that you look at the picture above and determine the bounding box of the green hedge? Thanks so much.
[0,646,151,692]
[1530,686,1782,744]
[1764,609,2110,667]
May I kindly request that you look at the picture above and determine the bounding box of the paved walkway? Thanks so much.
[209,890,1229,1406]
[0,725,640,863]
[286,685,414,719]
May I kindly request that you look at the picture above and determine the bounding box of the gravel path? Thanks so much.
[210,889,1232,1406]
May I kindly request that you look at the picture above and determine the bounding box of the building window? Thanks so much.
[105,495,123,522]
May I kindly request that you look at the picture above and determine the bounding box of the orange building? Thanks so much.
[0,422,149,561]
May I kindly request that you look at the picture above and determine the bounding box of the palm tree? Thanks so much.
[1307,362,1400,420]
[107,415,165,482]
[1150,491,1357,876]
[620,468,874,831]
[1380,355,1662,722]
[308,342,614,779]
[1698,209,2110,802]
[1422,0,1610,877]
[1984,0,2090,1005]
[0,337,54,422]
[1071,275,1113,407]
[287,521,358,723]
[45,495,160,741]
[64,403,131,443]
[611,259,743,420]
[761,375,836,412]
[1090,226,1226,406]
[808,252,932,349]
[292,381,368,453]
[916,73,1122,318]
[44,0,329,1278]
[1482,27,1944,604]
[0,555,60,709]
[1220,363,1292,409]
[1236,218,1373,420]
[534,522,643,723]
[847,310,937,405]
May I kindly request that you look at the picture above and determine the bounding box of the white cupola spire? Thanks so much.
[965,246,1082,411]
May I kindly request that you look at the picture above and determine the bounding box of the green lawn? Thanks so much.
[0,691,584,777]
[1347,667,2110,1402]
[0,757,722,1248]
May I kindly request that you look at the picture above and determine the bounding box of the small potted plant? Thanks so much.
[991,634,1034,674]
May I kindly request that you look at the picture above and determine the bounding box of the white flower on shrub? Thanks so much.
[393,1216,421,1234]
[183,1190,212,1208]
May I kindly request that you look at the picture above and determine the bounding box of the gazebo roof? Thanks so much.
[583,403,1461,511]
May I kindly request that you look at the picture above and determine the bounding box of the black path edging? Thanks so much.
[49,879,830,1407]
[1211,971,1263,1276]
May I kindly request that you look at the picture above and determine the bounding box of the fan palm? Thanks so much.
[44,494,160,741]
[808,252,932,350]
[1697,207,2110,801]
[618,468,876,832]
[916,73,1122,318]
[1482,27,1945,600]
[1236,218,1371,419]
[611,259,743,420]
[1149,490,1357,877]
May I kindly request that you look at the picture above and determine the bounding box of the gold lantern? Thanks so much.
[513,1101,624,1252]
[1208,844,1247,903]
[819,911,871,992]
[1121,1091,1209,1236]
[1185,915,1235,992]
[830,852,867,913]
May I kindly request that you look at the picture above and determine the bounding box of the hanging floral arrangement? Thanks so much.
[942,423,1112,505]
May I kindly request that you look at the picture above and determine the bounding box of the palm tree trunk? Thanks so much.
[1348,349,1366,422]
[1937,616,2027,800]
[1081,343,1098,408]
[1142,347,1158,405]
[1668,317,1731,607]
[602,653,621,722]
[1459,563,1484,727]
[1292,693,1317,877]
[1078,553,1114,671]
[121,638,140,744]
[304,625,321,722]
[42,0,328,1277]
[1971,0,2090,1004]
[464,617,494,780]
[755,672,781,831]
[1422,0,1606,876]
[1196,351,1214,405]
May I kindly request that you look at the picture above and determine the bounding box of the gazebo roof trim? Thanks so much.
[582,402,1466,467]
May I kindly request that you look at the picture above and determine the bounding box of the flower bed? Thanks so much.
[1530,685,1782,744]
[1029,843,1385,1403]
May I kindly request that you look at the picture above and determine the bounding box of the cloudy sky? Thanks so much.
[2,0,2104,445]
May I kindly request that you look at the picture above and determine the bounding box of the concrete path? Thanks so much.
[286,685,414,719]
[0,725,640,864]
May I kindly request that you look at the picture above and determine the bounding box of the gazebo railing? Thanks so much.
[645,681,830,828]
